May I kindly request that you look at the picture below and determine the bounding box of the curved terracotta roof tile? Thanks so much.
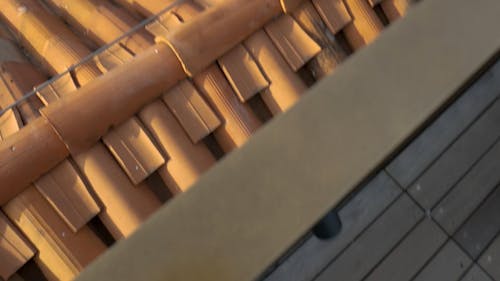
[34,160,101,233]
[162,80,221,143]
[43,0,153,54]
[139,100,216,194]
[2,0,169,183]
[245,30,306,115]
[45,0,219,193]
[1,61,46,124]
[381,0,412,22]
[0,1,164,239]
[0,0,418,277]
[0,0,99,84]
[0,60,104,277]
[158,0,283,76]
[3,187,106,281]
[0,118,69,203]
[343,0,383,49]
[292,1,349,79]
[0,55,101,235]
[153,1,262,151]
[0,212,35,281]
[193,65,262,152]
[218,44,271,103]
[113,0,177,17]
[265,14,321,71]
[312,0,352,34]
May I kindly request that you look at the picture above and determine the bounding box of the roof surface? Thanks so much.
[0,0,415,280]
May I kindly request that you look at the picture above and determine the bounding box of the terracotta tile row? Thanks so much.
[0,45,105,281]
[44,0,219,195]
[1,0,162,242]
[0,0,416,279]
[0,212,34,281]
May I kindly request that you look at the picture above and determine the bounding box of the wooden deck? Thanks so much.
[261,58,500,281]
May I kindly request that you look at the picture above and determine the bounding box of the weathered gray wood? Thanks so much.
[433,139,500,235]
[408,98,500,210]
[412,241,471,281]
[264,172,401,281]
[363,219,447,281]
[315,195,422,281]
[479,235,500,280]
[387,60,500,188]
[454,186,500,259]
[460,266,493,281]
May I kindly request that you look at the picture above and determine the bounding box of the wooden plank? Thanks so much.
[316,195,422,281]
[479,235,500,280]
[408,98,500,210]
[460,266,493,281]
[386,60,500,188]
[264,172,401,281]
[433,139,500,235]
[454,186,500,259]
[363,219,447,281]
[412,241,472,281]
[76,1,500,280]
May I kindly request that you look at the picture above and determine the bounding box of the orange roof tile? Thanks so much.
[162,80,221,143]
[0,212,35,280]
[34,160,101,232]
[218,45,270,103]
[0,0,416,278]
[265,14,321,71]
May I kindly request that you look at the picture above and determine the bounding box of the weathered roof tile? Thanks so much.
[245,30,306,114]
[265,14,322,71]
[0,212,35,281]
[103,117,166,185]
[218,45,270,102]
[95,44,135,73]
[312,0,352,34]
[3,187,106,281]
[34,160,101,233]
[0,109,22,141]
[162,80,221,143]
[36,73,77,105]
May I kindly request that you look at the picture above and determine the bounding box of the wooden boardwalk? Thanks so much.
[261,58,500,281]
